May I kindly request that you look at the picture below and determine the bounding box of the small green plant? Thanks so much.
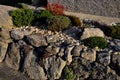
[40,10,53,18]
[61,66,76,80]
[35,10,53,19]
[107,24,120,39]
[84,36,107,49]
[46,15,71,31]
[11,9,34,27]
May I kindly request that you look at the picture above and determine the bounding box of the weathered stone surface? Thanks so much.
[45,45,60,55]
[110,54,120,75]
[81,28,104,40]
[0,28,11,41]
[64,45,74,64]
[24,49,47,80]
[81,49,96,62]
[0,38,8,62]
[71,57,119,80]
[25,33,47,47]
[10,28,34,40]
[5,42,20,70]
[71,45,83,57]
[71,57,92,80]
[109,39,120,52]
[96,51,110,66]
[43,56,66,79]
[0,5,16,27]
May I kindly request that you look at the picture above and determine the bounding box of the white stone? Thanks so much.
[81,28,104,40]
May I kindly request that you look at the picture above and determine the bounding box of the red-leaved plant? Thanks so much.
[46,0,65,15]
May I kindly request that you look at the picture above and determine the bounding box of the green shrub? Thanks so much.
[107,24,120,39]
[61,66,76,80]
[46,15,71,31]
[34,10,53,24]
[84,36,107,49]
[38,10,53,19]
[11,9,34,27]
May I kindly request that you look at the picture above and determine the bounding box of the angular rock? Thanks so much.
[64,27,82,39]
[71,45,83,57]
[80,49,96,62]
[71,57,119,80]
[109,39,120,52]
[58,47,65,57]
[64,45,74,64]
[45,45,60,55]
[81,28,104,40]
[96,51,110,66]
[25,33,47,47]
[0,39,8,62]
[10,28,34,40]
[24,48,47,80]
[90,62,107,79]
[46,33,59,43]
[71,57,92,80]
[110,54,120,75]
[5,42,20,70]
[43,56,66,79]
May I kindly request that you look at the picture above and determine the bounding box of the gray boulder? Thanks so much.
[10,28,34,40]
[71,57,92,80]
[109,39,120,52]
[5,42,21,70]
[43,56,66,79]
[24,48,47,80]
[71,45,83,57]
[25,33,48,47]
[80,28,104,40]
[96,51,110,66]
[110,54,120,74]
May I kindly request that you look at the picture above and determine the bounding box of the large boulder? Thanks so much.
[10,28,35,40]
[24,48,47,80]
[80,28,104,40]
[0,5,16,27]
[110,53,120,75]
[43,56,66,79]
[5,42,21,70]
[25,33,48,47]
[96,51,111,66]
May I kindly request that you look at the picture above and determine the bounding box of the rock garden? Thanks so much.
[0,3,120,80]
